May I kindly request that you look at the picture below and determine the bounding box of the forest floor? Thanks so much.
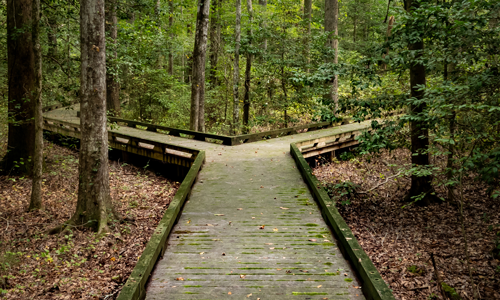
[0,141,179,299]
[313,149,500,300]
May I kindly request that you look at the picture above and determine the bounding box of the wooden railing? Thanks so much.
[43,117,200,167]
[295,129,369,158]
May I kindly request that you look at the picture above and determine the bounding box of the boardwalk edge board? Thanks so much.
[290,142,396,300]
[116,150,205,300]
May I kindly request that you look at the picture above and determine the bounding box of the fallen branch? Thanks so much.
[358,171,402,194]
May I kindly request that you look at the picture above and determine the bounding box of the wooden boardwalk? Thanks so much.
[45,107,371,299]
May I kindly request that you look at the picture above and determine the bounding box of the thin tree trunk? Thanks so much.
[30,0,43,211]
[243,0,253,132]
[405,0,436,205]
[353,15,356,43]
[325,0,339,114]
[106,0,120,116]
[208,0,221,86]
[381,16,394,71]
[47,14,58,58]
[168,0,174,75]
[304,0,312,72]
[190,0,211,132]
[4,0,36,173]
[259,0,267,52]
[71,0,117,234]
[232,0,242,135]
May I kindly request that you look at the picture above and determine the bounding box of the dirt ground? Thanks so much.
[313,149,500,300]
[0,142,179,299]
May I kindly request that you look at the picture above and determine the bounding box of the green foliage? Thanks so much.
[441,282,461,300]
[326,180,360,205]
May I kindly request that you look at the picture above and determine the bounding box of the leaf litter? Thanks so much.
[0,142,179,299]
[313,148,500,300]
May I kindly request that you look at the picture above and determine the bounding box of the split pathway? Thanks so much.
[45,108,371,299]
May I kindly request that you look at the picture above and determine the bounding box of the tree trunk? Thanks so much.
[208,0,221,86]
[405,0,436,205]
[304,0,312,72]
[190,0,211,132]
[325,0,339,114]
[47,13,58,58]
[4,0,36,174]
[259,0,267,52]
[72,0,117,233]
[243,0,253,132]
[168,0,174,76]
[106,0,120,116]
[381,16,394,71]
[30,0,43,211]
[232,0,242,135]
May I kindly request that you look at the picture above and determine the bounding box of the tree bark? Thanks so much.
[4,0,36,174]
[168,0,174,76]
[208,0,221,87]
[304,0,312,72]
[259,0,267,51]
[29,0,43,211]
[190,0,211,132]
[243,0,253,132]
[72,0,117,233]
[381,15,394,71]
[405,0,436,205]
[325,0,339,114]
[232,0,242,135]
[106,0,120,116]
[47,13,58,59]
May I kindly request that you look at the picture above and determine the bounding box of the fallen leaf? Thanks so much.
[317,285,322,288]
[240,274,246,278]
[273,228,278,232]
[280,207,289,210]
[237,208,243,210]
[269,247,275,250]
[199,252,205,255]
[265,243,273,245]
[110,257,116,261]
[259,225,265,229]
[260,186,264,188]
[175,277,184,281]
[228,292,232,295]
[309,239,317,242]
[246,293,252,298]
[214,214,224,216]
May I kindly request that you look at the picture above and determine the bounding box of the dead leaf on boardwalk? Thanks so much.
[175,277,184,281]
[240,274,246,278]
[237,208,243,210]
[228,291,232,295]
[265,243,273,245]
[308,239,317,242]
[247,293,252,298]
[286,270,291,274]
[273,228,278,232]
[199,252,205,255]
[317,285,322,288]
[259,225,265,229]
[300,270,308,273]
[260,186,264,188]
[280,207,289,210]
[269,247,275,250]
[218,153,222,155]
[214,214,224,216]
[252,217,255,219]
[206,224,214,226]
[187,220,191,224]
